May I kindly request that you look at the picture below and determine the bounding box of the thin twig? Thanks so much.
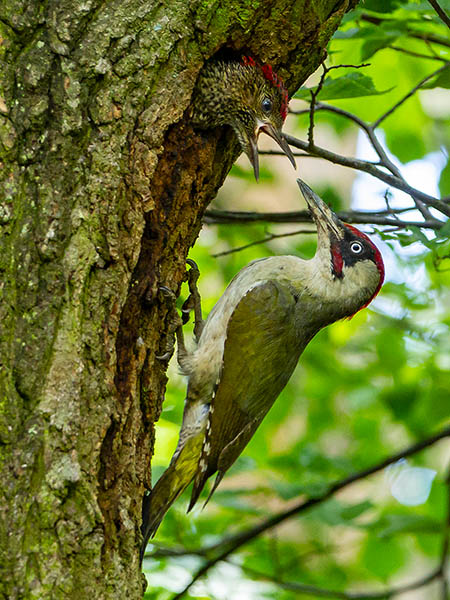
[147,545,208,559]
[172,425,450,599]
[388,44,449,62]
[307,63,370,148]
[373,63,449,127]
[290,61,448,220]
[283,133,450,217]
[259,149,317,159]
[290,90,441,220]
[293,101,403,179]
[205,207,443,231]
[230,559,442,599]
[307,66,324,148]
[428,0,450,29]
[212,228,313,258]
[407,29,450,48]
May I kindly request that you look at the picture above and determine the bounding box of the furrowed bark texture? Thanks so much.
[0,1,356,598]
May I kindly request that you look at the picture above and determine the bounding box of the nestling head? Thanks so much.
[231,56,295,179]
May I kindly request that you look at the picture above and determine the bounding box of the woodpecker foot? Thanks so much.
[182,259,204,342]
[156,286,183,361]
[156,286,190,366]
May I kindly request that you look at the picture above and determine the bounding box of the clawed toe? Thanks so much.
[159,285,177,301]
[156,350,172,361]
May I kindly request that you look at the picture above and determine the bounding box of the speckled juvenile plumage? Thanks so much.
[192,57,295,180]
[139,180,384,563]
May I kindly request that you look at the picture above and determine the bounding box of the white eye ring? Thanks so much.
[350,241,363,254]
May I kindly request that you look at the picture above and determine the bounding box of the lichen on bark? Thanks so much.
[0,1,356,598]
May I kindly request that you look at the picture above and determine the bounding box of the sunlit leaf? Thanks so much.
[370,513,442,538]
[294,72,392,100]
[360,33,399,61]
[438,159,450,197]
[422,66,450,90]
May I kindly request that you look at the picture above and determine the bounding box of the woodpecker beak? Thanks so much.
[246,123,296,181]
[248,136,260,181]
[297,179,344,242]
[259,123,296,170]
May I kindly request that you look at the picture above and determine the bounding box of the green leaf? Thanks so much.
[333,26,382,40]
[273,479,330,500]
[439,159,450,197]
[381,383,419,420]
[294,72,392,101]
[372,514,442,538]
[312,499,374,526]
[362,0,404,13]
[360,33,399,61]
[362,536,406,579]
[436,218,450,240]
[422,66,450,90]
[340,500,374,521]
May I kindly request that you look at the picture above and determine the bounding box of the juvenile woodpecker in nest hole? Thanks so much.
[192,56,296,180]
[140,180,384,562]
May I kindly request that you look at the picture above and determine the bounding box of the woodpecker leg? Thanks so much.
[156,286,190,367]
[181,259,204,343]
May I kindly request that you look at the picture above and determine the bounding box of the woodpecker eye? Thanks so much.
[261,97,273,113]
[350,241,363,254]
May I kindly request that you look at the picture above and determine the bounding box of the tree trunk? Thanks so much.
[0,1,355,597]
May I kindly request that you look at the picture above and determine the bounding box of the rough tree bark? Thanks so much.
[0,1,356,598]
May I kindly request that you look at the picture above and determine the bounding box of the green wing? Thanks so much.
[189,279,306,508]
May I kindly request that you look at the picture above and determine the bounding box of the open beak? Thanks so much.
[248,136,260,181]
[260,123,296,171]
[296,179,344,241]
[246,123,296,181]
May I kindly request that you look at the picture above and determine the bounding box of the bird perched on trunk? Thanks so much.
[140,180,384,562]
[192,56,296,180]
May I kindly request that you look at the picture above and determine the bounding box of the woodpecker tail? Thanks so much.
[139,433,204,564]
[140,464,185,563]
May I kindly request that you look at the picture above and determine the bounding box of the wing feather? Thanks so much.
[189,279,305,507]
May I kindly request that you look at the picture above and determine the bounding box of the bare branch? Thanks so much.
[306,62,370,148]
[388,44,449,62]
[289,61,449,220]
[428,0,450,29]
[373,63,450,127]
[212,228,313,258]
[172,425,450,599]
[283,133,450,217]
[292,101,403,179]
[307,65,325,147]
[231,560,442,599]
[204,207,444,230]
[290,76,444,220]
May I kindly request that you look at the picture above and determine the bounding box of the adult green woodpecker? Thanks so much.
[140,180,384,562]
[192,56,296,180]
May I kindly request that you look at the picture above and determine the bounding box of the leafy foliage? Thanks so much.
[144,1,450,598]
[294,72,391,100]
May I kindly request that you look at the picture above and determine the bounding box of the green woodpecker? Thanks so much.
[140,180,384,561]
[192,56,296,180]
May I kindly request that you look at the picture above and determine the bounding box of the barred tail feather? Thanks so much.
[140,433,204,564]
[140,464,187,563]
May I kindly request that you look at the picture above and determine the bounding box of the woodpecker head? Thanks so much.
[192,57,296,180]
[297,179,384,318]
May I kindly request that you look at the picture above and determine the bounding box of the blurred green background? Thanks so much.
[144,1,450,598]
